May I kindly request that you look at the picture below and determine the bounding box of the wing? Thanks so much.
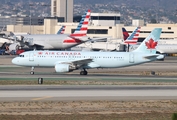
[58,58,93,67]
[26,40,54,49]
[32,41,45,47]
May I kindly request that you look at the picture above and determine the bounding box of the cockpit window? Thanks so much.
[18,55,24,57]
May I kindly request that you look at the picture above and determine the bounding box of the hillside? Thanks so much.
[4,0,177,11]
[75,0,177,11]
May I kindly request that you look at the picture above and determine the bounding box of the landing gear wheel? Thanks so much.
[30,71,34,75]
[80,70,88,75]
[80,71,84,75]
[83,71,87,75]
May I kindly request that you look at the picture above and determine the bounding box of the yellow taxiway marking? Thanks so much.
[31,96,53,101]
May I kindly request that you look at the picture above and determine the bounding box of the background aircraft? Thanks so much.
[70,27,139,51]
[124,27,177,54]
[6,10,91,52]
[123,27,140,45]
[128,44,177,54]
[12,28,164,75]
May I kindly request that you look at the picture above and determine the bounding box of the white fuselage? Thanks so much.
[129,44,177,54]
[71,38,125,51]
[12,51,161,69]
[158,39,177,44]
[14,34,86,50]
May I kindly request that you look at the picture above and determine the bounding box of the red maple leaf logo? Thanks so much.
[38,52,43,55]
[145,38,157,49]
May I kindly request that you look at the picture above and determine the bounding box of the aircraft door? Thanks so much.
[129,53,134,63]
[29,53,34,61]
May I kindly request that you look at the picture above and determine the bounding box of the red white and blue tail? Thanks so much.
[124,27,141,44]
[70,9,91,38]
[57,26,66,34]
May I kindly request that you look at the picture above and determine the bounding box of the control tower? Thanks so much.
[51,0,73,22]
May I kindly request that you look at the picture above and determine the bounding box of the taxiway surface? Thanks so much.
[0,56,177,102]
[1,85,177,101]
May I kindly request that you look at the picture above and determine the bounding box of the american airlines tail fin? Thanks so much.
[124,27,141,44]
[122,28,129,40]
[57,26,66,34]
[132,28,162,54]
[70,9,91,38]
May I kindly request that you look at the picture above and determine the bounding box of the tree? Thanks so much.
[150,19,157,23]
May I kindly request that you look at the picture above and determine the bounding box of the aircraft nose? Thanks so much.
[12,58,19,65]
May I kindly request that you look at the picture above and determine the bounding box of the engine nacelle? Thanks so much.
[8,43,20,51]
[55,64,75,73]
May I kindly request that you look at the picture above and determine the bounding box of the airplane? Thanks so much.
[0,32,14,48]
[123,27,177,45]
[5,10,91,51]
[70,27,140,51]
[124,27,177,54]
[158,39,177,44]
[128,44,177,54]
[12,28,164,75]
[0,25,66,52]
[123,27,141,45]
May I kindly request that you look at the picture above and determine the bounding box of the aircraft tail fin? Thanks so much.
[57,26,66,34]
[70,9,91,38]
[122,28,129,40]
[132,28,162,54]
[124,27,141,44]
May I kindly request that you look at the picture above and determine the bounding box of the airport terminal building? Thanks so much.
[6,13,177,42]
[4,0,177,41]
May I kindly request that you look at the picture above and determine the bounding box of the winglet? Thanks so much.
[132,28,162,54]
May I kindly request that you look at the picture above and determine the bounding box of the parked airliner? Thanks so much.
[128,44,177,54]
[70,27,140,51]
[12,28,164,75]
[123,27,141,45]
[6,10,91,51]
[124,27,177,54]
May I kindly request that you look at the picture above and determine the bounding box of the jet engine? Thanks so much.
[8,43,20,52]
[55,64,75,73]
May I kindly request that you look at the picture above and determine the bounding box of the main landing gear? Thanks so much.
[30,67,34,75]
[80,69,88,75]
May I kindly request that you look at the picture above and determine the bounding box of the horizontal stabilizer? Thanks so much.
[144,54,164,60]
[144,55,159,59]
